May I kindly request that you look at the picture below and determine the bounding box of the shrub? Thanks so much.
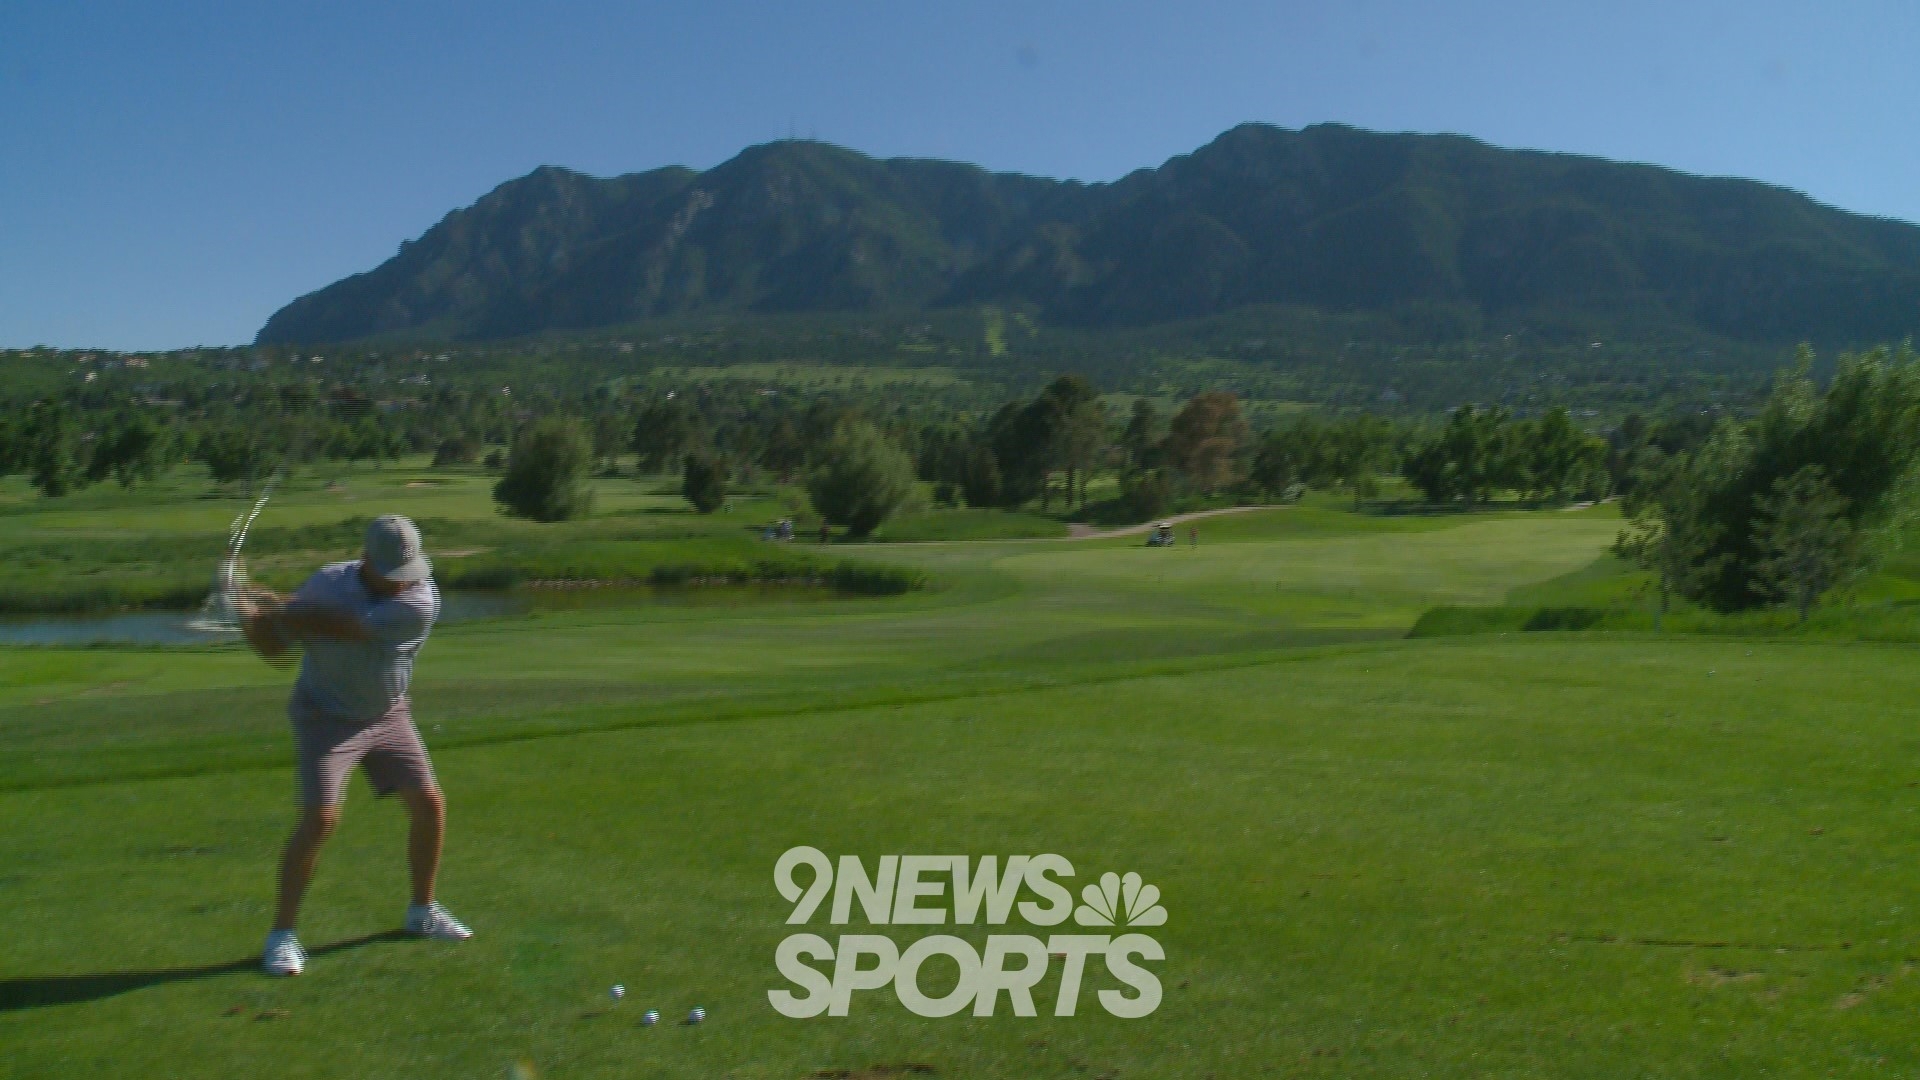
[806,422,918,538]
[824,562,926,595]
[432,435,478,467]
[681,451,730,514]
[493,418,594,522]
[1521,606,1605,631]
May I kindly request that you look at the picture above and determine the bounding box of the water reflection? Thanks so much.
[0,584,840,646]
[0,592,525,646]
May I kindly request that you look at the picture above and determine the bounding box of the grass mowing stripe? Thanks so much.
[9,633,1920,1076]
[0,632,1408,792]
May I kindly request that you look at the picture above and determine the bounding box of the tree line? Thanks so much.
[486,372,1682,538]
[17,338,1909,626]
[1,361,1686,529]
[1615,345,1920,624]
[0,381,527,498]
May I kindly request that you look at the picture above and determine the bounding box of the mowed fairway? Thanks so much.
[7,505,1920,1078]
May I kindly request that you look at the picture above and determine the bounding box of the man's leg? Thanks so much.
[274,805,339,931]
[267,713,357,974]
[398,784,444,907]
[397,782,471,939]
[374,706,470,939]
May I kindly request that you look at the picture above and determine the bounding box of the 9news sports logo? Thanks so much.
[768,847,1166,1019]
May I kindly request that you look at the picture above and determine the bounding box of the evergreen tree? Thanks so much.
[1614,452,1723,630]
[631,396,699,474]
[985,401,1052,508]
[806,421,917,537]
[960,445,1003,509]
[1402,405,1510,505]
[1120,399,1160,469]
[1034,375,1105,507]
[1683,346,1920,609]
[1751,466,1858,622]
[761,418,807,480]
[494,417,595,521]
[681,450,730,514]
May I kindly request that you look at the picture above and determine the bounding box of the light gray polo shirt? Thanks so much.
[289,560,440,724]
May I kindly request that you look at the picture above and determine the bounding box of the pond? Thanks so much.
[0,583,847,646]
[0,592,527,646]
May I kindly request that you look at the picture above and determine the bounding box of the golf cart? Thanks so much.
[1147,522,1177,547]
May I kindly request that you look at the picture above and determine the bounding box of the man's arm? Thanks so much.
[273,602,374,644]
[239,592,373,647]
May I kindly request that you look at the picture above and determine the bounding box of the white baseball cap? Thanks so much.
[364,514,431,582]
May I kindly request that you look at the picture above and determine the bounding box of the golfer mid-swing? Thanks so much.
[241,514,471,976]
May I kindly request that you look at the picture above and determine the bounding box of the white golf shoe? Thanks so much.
[262,930,306,976]
[405,901,472,940]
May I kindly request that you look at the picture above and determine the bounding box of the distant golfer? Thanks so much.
[240,514,471,977]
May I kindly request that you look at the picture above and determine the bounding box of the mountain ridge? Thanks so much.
[257,123,1920,348]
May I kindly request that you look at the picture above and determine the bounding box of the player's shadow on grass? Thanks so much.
[0,930,410,1011]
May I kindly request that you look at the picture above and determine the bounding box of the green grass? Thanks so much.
[0,462,1010,610]
[1408,512,1920,642]
[8,485,1920,1076]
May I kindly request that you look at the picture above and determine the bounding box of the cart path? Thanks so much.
[1065,504,1278,539]
[857,504,1285,548]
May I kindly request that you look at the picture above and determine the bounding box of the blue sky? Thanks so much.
[5,1,1917,350]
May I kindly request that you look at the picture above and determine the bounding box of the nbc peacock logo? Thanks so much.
[1074,871,1167,928]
